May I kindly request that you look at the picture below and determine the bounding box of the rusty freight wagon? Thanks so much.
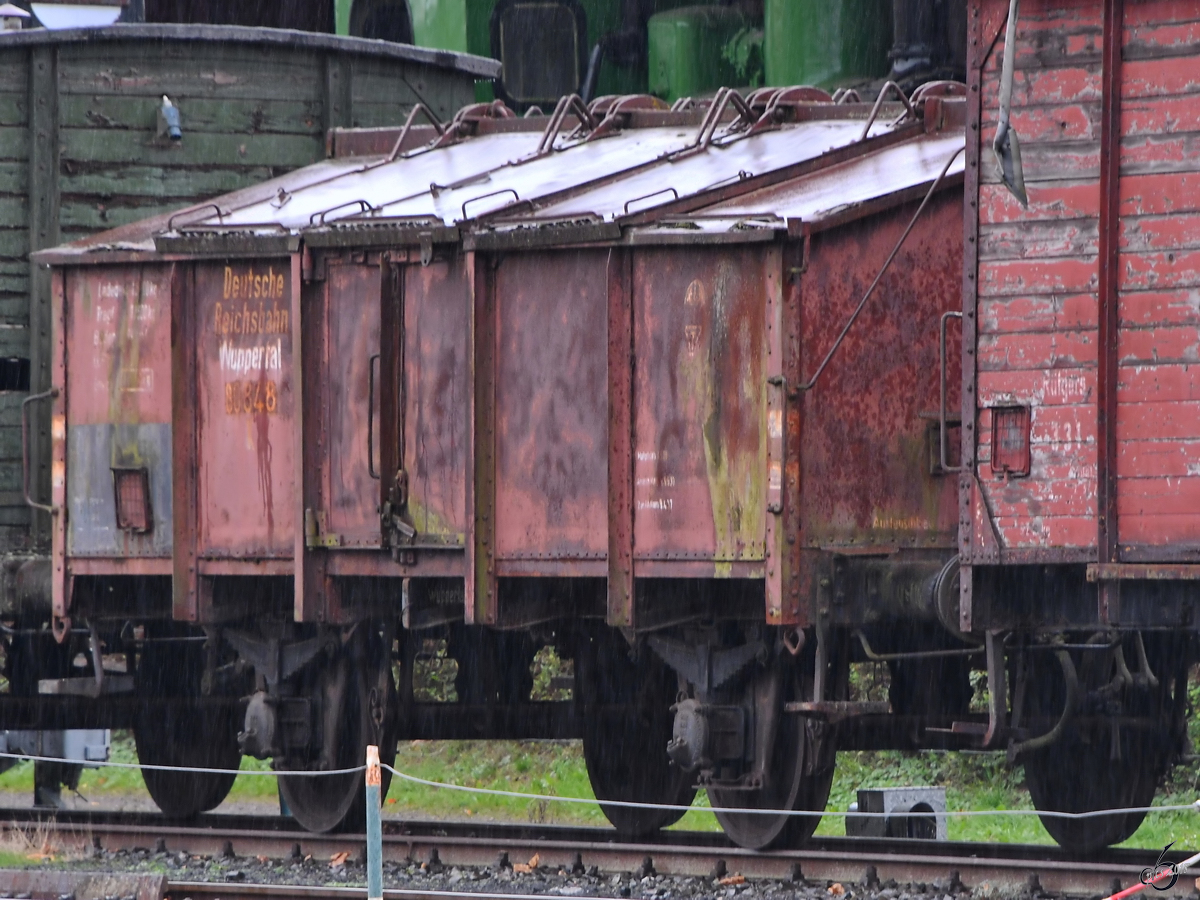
[34,86,972,841]
[956,0,1200,851]
[0,22,494,547]
[0,20,493,801]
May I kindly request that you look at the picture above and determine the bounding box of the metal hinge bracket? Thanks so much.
[303,508,342,549]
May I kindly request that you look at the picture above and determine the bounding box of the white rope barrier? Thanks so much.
[0,749,1196,823]
[0,750,364,778]
[380,764,1200,821]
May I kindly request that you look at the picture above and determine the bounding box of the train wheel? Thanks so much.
[278,630,396,833]
[134,639,241,818]
[709,664,835,850]
[578,631,696,836]
[1022,635,1178,852]
[1025,730,1159,852]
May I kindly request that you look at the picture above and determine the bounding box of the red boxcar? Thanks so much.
[962,0,1198,851]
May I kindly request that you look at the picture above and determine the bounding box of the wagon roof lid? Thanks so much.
[0,23,500,78]
[161,99,909,241]
[623,128,966,244]
[469,118,909,227]
[465,92,966,248]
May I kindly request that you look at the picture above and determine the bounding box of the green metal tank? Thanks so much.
[0,23,493,552]
[397,0,714,106]
[764,0,892,89]
[647,5,751,103]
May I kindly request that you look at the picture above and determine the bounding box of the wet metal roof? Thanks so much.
[33,89,965,263]
[178,107,903,234]
[623,128,966,245]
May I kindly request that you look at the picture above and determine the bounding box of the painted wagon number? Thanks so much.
[225,379,278,415]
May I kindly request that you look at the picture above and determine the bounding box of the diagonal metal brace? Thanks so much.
[647,637,766,696]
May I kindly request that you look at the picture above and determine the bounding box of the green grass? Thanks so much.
[4,642,1199,852]
[5,732,1195,851]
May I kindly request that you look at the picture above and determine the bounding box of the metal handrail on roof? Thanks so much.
[386,104,446,163]
[535,95,596,156]
[167,204,224,231]
[670,87,757,161]
[858,81,917,141]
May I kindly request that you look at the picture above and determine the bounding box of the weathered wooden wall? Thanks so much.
[1114,3,1200,560]
[970,0,1200,563]
[973,0,1103,556]
[0,24,492,553]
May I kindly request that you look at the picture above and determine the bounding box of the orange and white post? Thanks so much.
[366,745,383,900]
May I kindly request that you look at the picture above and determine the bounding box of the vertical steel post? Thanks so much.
[28,44,60,548]
[1096,0,1124,624]
[606,248,634,628]
[366,744,383,900]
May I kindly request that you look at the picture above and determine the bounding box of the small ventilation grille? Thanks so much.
[990,406,1031,477]
[113,467,153,532]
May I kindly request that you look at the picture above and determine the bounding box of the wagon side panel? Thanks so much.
[974,0,1103,554]
[195,260,296,558]
[493,250,609,570]
[321,260,381,547]
[404,258,471,544]
[632,245,769,569]
[800,192,963,550]
[65,264,173,559]
[1115,1,1200,557]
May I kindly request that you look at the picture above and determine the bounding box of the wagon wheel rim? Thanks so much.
[578,630,697,836]
[134,637,241,818]
[708,660,835,851]
[708,712,833,850]
[278,643,396,833]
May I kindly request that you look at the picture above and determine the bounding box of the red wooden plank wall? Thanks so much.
[974,0,1200,560]
[975,0,1103,552]
[1116,3,1200,556]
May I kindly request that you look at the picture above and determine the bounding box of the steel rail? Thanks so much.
[0,810,1183,896]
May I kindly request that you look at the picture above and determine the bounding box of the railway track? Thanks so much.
[0,809,1185,896]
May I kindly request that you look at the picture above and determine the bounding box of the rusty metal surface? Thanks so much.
[606,248,635,626]
[1087,563,1200,582]
[470,252,496,624]
[958,0,994,628]
[193,260,296,559]
[494,250,609,563]
[631,245,772,565]
[64,265,174,559]
[798,192,963,551]
[316,259,382,549]
[402,259,472,545]
[42,89,980,631]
